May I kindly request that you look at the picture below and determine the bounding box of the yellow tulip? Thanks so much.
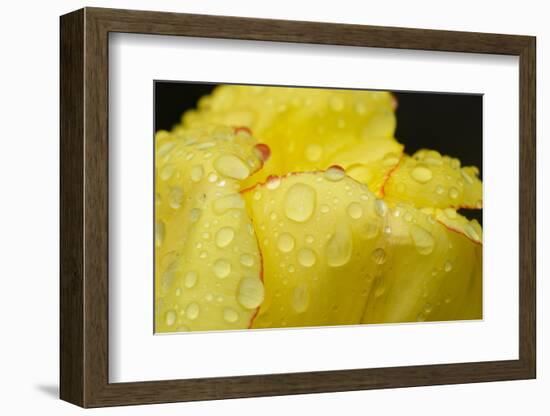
[155,86,482,332]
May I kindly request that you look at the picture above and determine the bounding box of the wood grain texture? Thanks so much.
[59,8,84,406]
[59,7,537,408]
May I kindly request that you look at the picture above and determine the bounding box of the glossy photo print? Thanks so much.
[154,83,482,334]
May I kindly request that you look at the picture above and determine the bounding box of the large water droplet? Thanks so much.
[186,302,200,320]
[371,248,387,265]
[325,225,353,267]
[284,183,316,222]
[213,259,231,278]
[223,307,239,323]
[292,283,310,313]
[213,194,245,214]
[214,154,250,179]
[184,271,198,288]
[237,277,265,309]
[347,202,363,219]
[215,227,235,248]
[411,165,433,183]
[190,165,204,182]
[410,225,435,255]
[165,310,177,326]
[169,187,184,209]
[324,166,345,182]
[277,233,295,253]
[297,248,316,267]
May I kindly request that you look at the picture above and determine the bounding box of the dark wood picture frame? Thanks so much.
[60,7,536,408]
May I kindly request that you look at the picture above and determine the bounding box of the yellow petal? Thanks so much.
[181,85,401,187]
[361,204,482,324]
[382,150,483,209]
[243,169,391,328]
[155,125,266,332]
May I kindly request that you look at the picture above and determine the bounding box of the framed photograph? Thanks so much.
[60,7,536,408]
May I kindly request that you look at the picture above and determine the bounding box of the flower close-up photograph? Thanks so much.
[154,84,483,333]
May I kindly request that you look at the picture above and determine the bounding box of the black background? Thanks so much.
[155,82,482,222]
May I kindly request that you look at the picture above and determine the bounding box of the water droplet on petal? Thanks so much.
[189,208,202,223]
[347,202,363,219]
[214,154,250,179]
[292,283,310,313]
[190,165,204,182]
[253,190,262,200]
[297,248,316,267]
[266,176,281,189]
[305,235,315,244]
[325,225,353,267]
[208,172,219,183]
[213,259,231,278]
[165,310,177,326]
[215,227,235,248]
[160,165,175,181]
[410,225,435,255]
[284,183,316,222]
[223,307,239,323]
[443,208,457,219]
[449,187,459,199]
[375,199,388,217]
[237,277,264,309]
[240,253,254,267]
[435,185,445,195]
[411,165,433,183]
[382,153,400,167]
[184,271,198,288]
[186,303,200,320]
[277,233,295,253]
[324,165,345,182]
[169,187,184,209]
[444,261,453,272]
